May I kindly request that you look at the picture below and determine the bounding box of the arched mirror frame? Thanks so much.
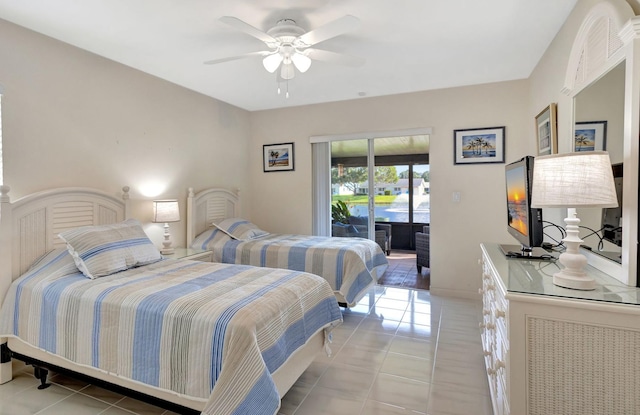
[563,1,640,286]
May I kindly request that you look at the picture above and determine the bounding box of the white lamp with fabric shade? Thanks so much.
[152,199,180,255]
[531,151,618,290]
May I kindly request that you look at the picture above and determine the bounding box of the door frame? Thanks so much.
[311,127,432,237]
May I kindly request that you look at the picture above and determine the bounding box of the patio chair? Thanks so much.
[416,225,430,273]
[375,223,392,255]
[347,217,392,255]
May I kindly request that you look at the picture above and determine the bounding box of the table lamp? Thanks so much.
[530,151,618,290]
[152,199,180,255]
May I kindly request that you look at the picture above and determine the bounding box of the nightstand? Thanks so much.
[168,248,212,262]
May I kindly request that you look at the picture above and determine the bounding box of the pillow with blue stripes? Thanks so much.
[59,219,162,279]
[212,218,269,240]
[190,227,232,250]
[25,247,80,279]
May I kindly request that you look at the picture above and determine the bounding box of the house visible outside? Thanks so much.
[332,177,430,224]
[332,178,427,196]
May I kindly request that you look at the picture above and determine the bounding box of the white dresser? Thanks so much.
[480,243,640,415]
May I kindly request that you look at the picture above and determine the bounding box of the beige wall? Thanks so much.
[249,0,640,298]
[529,0,636,256]
[529,0,606,154]
[530,0,637,151]
[4,0,636,298]
[0,18,252,248]
[249,81,531,298]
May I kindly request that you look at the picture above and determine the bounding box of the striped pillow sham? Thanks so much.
[190,227,232,250]
[212,218,269,240]
[59,219,162,279]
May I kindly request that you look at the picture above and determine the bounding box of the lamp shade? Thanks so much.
[152,200,180,223]
[531,151,618,208]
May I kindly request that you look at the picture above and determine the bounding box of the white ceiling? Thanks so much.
[0,0,577,112]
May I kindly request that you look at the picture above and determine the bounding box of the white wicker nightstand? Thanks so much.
[168,248,212,262]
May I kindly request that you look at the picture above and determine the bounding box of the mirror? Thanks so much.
[574,61,625,264]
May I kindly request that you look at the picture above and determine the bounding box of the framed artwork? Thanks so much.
[574,121,607,152]
[535,103,558,155]
[263,142,295,172]
[453,126,505,165]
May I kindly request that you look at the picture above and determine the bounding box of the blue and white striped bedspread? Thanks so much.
[197,234,388,307]
[0,253,342,415]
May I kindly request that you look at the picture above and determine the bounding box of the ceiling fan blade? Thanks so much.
[305,48,365,67]
[203,50,270,65]
[297,15,360,46]
[219,16,278,45]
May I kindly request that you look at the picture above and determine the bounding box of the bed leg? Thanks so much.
[0,342,12,384]
[33,366,51,389]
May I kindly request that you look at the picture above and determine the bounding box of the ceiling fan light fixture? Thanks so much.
[213,14,362,98]
[281,62,295,80]
[262,53,283,73]
[291,52,311,73]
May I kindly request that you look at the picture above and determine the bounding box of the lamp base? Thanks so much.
[553,208,595,291]
[161,222,174,255]
[553,271,596,290]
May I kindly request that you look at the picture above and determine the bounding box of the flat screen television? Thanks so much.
[501,156,547,259]
[602,162,623,247]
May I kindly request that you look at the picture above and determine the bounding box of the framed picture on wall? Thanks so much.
[263,142,295,172]
[574,121,607,152]
[453,126,505,165]
[535,103,557,155]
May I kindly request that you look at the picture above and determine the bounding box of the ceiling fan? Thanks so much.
[204,15,365,83]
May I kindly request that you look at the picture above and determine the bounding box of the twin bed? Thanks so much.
[186,187,388,307]
[0,186,343,414]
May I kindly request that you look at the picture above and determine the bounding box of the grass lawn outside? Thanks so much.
[332,195,397,206]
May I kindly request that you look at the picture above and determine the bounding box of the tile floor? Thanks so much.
[279,287,492,415]
[0,285,491,415]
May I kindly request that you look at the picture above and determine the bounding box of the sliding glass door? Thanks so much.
[328,135,430,250]
[331,139,371,238]
[414,163,430,225]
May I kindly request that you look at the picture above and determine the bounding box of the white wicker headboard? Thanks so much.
[0,185,130,306]
[186,187,240,246]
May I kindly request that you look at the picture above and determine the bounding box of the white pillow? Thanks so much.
[59,219,162,279]
[212,218,270,241]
